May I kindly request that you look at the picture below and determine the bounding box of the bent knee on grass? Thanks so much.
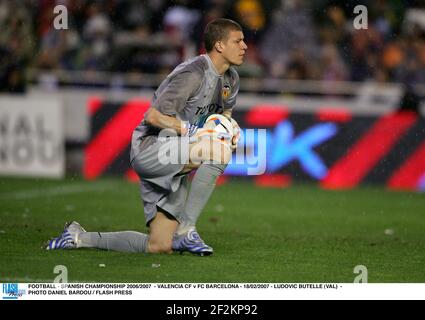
[148,240,173,254]
[148,211,178,254]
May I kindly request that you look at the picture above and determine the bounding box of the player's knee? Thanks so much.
[148,239,173,254]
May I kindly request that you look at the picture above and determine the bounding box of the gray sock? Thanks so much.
[177,162,226,234]
[78,231,149,253]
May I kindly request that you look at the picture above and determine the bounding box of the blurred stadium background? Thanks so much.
[1,0,425,283]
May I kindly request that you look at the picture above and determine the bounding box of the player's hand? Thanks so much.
[182,121,198,137]
[230,118,241,151]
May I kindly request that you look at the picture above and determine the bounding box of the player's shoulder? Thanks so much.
[171,56,206,81]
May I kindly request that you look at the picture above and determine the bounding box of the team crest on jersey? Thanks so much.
[222,85,231,100]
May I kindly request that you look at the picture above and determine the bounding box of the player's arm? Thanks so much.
[145,70,201,136]
[144,108,188,136]
[223,71,240,150]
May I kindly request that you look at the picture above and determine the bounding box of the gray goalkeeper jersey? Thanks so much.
[131,54,240,161]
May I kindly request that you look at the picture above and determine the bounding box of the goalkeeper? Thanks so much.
[46,18,247,256]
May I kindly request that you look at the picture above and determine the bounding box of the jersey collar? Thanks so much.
[203,54,222,77]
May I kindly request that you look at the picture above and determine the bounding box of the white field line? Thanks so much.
[0,183,116,201]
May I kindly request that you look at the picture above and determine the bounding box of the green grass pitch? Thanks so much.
[1,177,424,283]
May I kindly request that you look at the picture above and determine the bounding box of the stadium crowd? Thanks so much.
[0,0,424,93]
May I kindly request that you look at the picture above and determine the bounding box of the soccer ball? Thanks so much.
[203,114,234,142]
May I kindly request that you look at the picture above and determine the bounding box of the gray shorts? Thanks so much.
[131,136,189,226]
